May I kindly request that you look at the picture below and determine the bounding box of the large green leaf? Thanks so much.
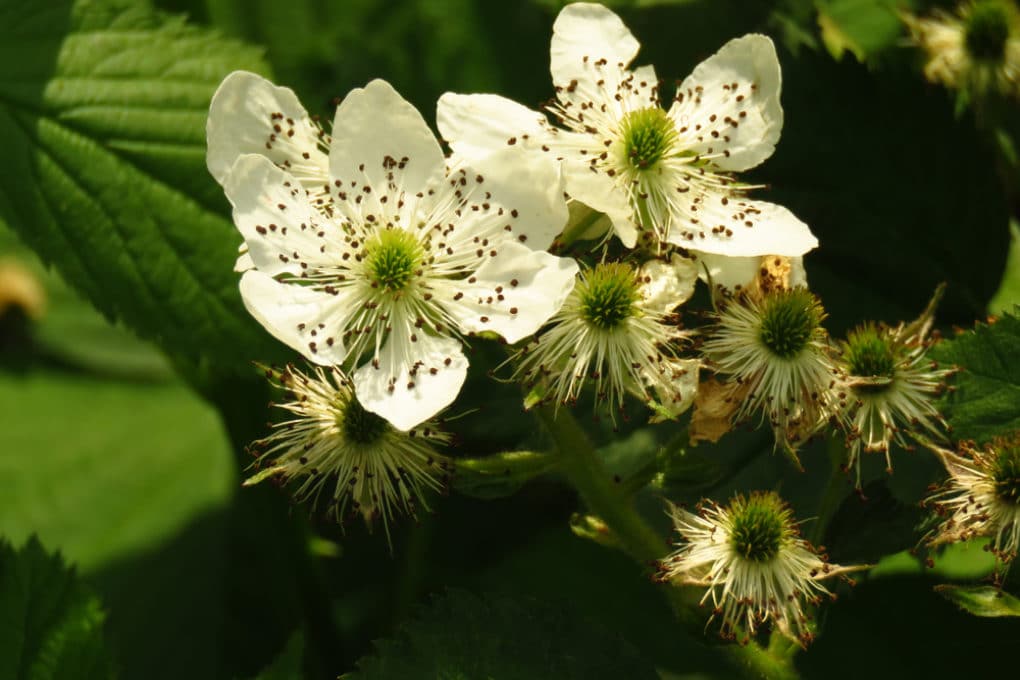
[0,0,282,370]
[348,590,658,680]
[0,537,114,680]
[0,367,236,679]
[930,313,1020,443]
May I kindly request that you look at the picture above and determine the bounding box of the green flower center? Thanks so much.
[340,397,390,445]
[965,1,1011,61]
[758,288,824,359]
[364,228,422,292]
[620,107,677,170]
[728,492,791,562]
[844,325,897,382]
[578,262,641,330]
[991,437,1020,505]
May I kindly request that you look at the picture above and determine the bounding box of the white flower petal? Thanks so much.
[550,3,640,89]
[223,154,338,277]
[440,242,579,343]
[695,252,760,294]
[644,357,700,419]
[207,71,327,186]
[558,152,638,247]
[640,254,699,314]
[353,333,468,431]
[234,244,253,273]
[437,93,548,162]
[239,270,353,364]
[667,197,816,257]
[672,34,783,172]
[329,79,445,209]
[446,147,569,252]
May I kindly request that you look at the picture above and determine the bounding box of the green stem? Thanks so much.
[535,404,801,680]
[810,434,850,545]
[535,404,665,564]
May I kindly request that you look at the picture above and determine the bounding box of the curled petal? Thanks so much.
[671,34,783,172]
[207,71,327,186]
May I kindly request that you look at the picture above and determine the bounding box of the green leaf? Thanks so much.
[0,0,283,370]
[817,0,905,62]
[252,631,304,680]
[0,536,114,680]
[930,313,1020,443]
[989,221,1020,314]
[934,584,1020,617]
[0,368,236,679]
[348,590,658,680]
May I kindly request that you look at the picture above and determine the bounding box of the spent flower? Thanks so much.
[659,491,862,645]
[244,365,452,541]
[438,2,817,256]
[700,281,836,454]
[925,434,1020,568]
[207,74,578,430]
[905,0,1020,101]
[834,300,954,485]
[515,254,699,419]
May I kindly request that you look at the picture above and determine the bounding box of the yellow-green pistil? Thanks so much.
[758,288,824,359]
[339,397,390,446]
[844,325,897,390]
[578,263,641,330]
[728,492,792,562]
[991,435,1020,505]
[364,228,423,292]
[620,107,678,170]
[966,1,1012,61]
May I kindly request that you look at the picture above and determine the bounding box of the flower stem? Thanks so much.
[535,404,801,680]
[810,434,851,545]
[535,404,666,564]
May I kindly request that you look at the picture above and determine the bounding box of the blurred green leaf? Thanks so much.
[930,313,1020,443]
[934,584,1020,617]
[347,589,658,680]
[988,221,1020,314]
[0,536,114,680]
[0,0,283,371]
[0,221,173,380]
[0,368,236,679]
[817,0,905,62]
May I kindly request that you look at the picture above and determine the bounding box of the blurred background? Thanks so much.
[2,0,1019,678]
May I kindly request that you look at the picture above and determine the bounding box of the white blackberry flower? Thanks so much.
[437,3,817,256]
[208,76,578,430]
